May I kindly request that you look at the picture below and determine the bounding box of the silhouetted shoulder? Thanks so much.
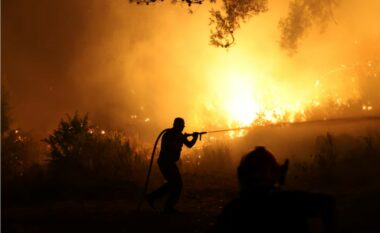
[212,190,334,233]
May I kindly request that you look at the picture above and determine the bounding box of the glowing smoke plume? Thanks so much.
[2,0,380,141]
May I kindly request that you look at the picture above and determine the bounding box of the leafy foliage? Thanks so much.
[279,0,338,53]
[44,113,91,162]
[43,113,135,184]
[210,0,267,48]
[130,0,338,51]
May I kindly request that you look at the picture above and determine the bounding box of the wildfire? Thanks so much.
[202,55,308,133]
[196,50,369,137]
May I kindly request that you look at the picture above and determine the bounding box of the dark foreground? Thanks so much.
[4,200,216,233]
[3,185,230,233]
[3,181,380,233]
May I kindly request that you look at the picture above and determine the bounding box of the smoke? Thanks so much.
[2,0,380,142]
[2,0,96,136]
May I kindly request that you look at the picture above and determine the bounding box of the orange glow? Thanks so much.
[196,48,364,136]
[4,0,380,140]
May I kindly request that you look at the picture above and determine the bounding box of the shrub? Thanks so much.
[43,113,136,188]
[1,129,39,183]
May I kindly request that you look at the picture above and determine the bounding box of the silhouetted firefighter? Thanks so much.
[211,146,335,233]
[146,117,199,213]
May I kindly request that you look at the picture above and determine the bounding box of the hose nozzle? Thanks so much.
[185,131,207,140]
[199,131,207,141]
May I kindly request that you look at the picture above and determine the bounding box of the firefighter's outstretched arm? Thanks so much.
[184,132,199,148]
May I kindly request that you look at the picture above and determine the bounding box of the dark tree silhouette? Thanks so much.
[209,0,267,48]
[279,0,338,54]
[43,113,135,184]
[1,82,11,133]
[43,113,92,163]
[129,0,338,51]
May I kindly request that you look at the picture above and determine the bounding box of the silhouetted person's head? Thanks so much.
[238,146,288,191]
[173,117,185,132]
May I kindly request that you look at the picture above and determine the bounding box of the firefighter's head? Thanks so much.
[238,146,288,191]
[173,117,185,132]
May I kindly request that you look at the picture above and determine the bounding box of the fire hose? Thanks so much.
[137,129,207,210]
[137,115,380,210]
[137,128,168,211]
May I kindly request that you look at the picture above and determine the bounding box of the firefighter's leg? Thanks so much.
[164,163,183,211]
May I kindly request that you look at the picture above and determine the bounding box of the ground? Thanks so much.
[1,164,380,233]
[3,184,231,233]
[4,177,380,233]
